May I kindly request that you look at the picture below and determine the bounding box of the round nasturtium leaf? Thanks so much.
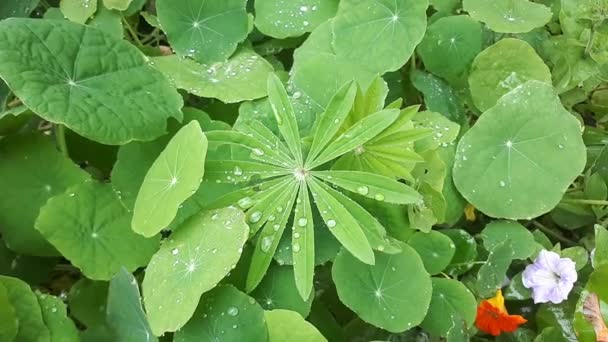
[251,264,314,318]
[0,133,89,257]
[331,0,428,73]
[0,283,17,342]
[254,0,339,38]
[463,0,552,33]
[60,0,98,24]
[0,276,50,342]
[36,182,160,280]
[36,292,80,341]
[151,49,274,103]
[0,19,183,145]
[132,121,208,238]
[468,38,552,112]
[332,246,432,333]
[156,0,249,64]
[440,229,478,276]
[417,15,483,83]
[420,278,477,336]
[265,309,327,342]
[68,278,109,329]
[143,207,249,335]
[407,231,456,275]
[174,285,268,342]
[453,81,586,219]
[481,220,536,260]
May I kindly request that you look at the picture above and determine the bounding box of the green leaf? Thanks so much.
[103,0,131,11]
[60,0,97,24]
[331,0,428,73]
[36,292,80,342]
[307,178,375,265]
[36,182,160,280]
[594,224,608,268]
[588,264,608,302]
[251,264,314,318]
[417,15,483,83]
[407,231,456,275]
[463,0,552,33]
[156,0,249,64]
[306,81,357,164]
[0,283,17,342]
[107,268,156,342]
[476,240,515,297]
[481,220,536,260]
[0,0,39,18]
[132,121,208,237]
[265,309,327,342]
[561,246,588,271]
[292,183,315,300]
[151,49,274,103]
[0,18,183,145]
[441,229,478,276]
[174,285,268,342]
[204,160,288,184]
[420,278,477,336]
[309,109,400,168]
[504,272,532,300]
[468,38,552,112]
[143,207,249,335]
[453,81,586,219]
[206,130,294,167]
[0,276,50,342]
[254,0,339,38]
[267,73,303,164]
[246,182,299,291]
[68,278,109,329]
[312,171,421,204]
[412,111,460,152]
[410,71,466,125]
[0,133,89,256]
[88,2,123,38]
[332,245,432,333]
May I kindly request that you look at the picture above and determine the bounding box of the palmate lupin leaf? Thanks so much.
[205,73,423,299]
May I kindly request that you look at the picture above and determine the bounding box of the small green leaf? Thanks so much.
[453,81,586,219]
[267,73,303,164]
[254,0,339,38]
[143,207,249,335]
[410,70,466,125]
[88,1,123,37]
[0,18,183,145]
[60,0,97,23]
[36,182,160,280]
[151,49,275,103]
[420,278,477,336]
[107,268,156,342]
[408,231,456,275]
[308,178,374,265]
[561,246,588,271]
[441,229,478,276]
[103,0,131,11]
[206,130,294,167]
[476,240,515,298]
[132,121,208,237]
[0,133,89,256]
[156,0,249,64]
[463,0,552,33]
[265,309,327,342]
[481,220,536,260]
[312,171,421,205]
[587,264,608,302]
[412,111,460,152]
[292,182,315,300]
[504,272,532,300]
[251,264,314,318]
[68,278,109,329]
[0,283,17,342]
[468,38,552,112]
[332,246,432,333]
[174,285,268,342]
[0,276,50,342]
[36,292,80,342]
[594,224,608,268]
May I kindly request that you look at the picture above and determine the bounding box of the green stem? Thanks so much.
[55,125,69,157]
[562,198,608,206]
[122,16,143,47]
[531,221,578,247]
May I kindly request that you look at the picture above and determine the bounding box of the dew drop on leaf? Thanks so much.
[326,219,337,228]
[261,236,273,253]
[357,186,369,195]
[249,211,262,223]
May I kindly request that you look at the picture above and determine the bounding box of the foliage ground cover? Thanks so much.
[0,0,608,341]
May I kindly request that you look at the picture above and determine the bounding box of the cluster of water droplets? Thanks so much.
[272,3,320,32]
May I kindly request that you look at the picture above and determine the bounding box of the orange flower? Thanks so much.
[475,289,527,336]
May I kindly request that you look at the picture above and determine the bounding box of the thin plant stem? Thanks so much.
[55,124,69,157]
[531,221,578,247]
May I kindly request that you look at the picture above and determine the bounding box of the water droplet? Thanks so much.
[227,306,239,316]
[273,224,280,231]
[261,237,273,252]
[233,166,243,176]
[237,197,253,209]
[558,144,564,149]
[249,211,263,223]
[298,218,308,226]
[211,213,219,220]
[292,243,301,252]
[172,248,179,256]
[374,194,385,201]
[276,206,283,213]
[294,232,301,239]
[211,248,217,254]
[499,180,506,187]
[326,219,336,228]
[267,214,276,222]
[252,148,265,156]
[377,245,385,252]
[357,186,369,195]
